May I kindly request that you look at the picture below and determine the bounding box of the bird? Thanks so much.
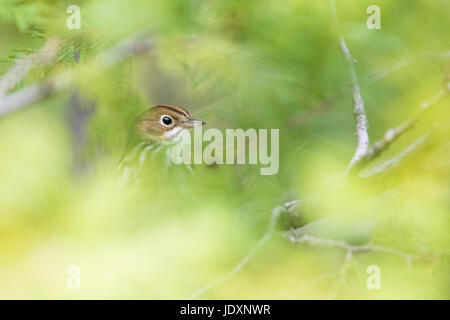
[116,104,205,186]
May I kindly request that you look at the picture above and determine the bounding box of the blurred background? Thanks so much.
[0,0,448,299]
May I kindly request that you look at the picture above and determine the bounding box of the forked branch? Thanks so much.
[284,231,431,267]
[350,89,448,174]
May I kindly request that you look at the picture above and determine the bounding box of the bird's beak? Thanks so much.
[181,118,206,128]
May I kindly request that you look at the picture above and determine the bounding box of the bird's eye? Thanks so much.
[161,115,173,126]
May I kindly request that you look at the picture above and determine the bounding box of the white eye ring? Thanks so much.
[160,115,173,126]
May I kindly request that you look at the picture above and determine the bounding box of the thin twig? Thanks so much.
[350,89,448,173]
[0,37,61,98]
[360,133,429,177]
[188,203,284,299]
[371,50,450,81]
[284,232,429,266]
[329,0,370,171]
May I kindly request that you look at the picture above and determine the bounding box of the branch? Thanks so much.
[97,35,154,67]
[329,0,370,170]
[371,50,450,81]
[360,133,429,177]
[0,33,154,117]
[0,73,69,117]
[188,203,283,299]
[0,37,61,98]
[350,89,448,173]
[284,231,430,267]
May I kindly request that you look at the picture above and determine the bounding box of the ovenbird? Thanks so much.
[116,104,205,185]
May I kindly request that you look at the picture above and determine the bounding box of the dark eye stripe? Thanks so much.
[155,105,191,117]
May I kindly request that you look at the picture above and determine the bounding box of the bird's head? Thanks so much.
[135,105,205,143]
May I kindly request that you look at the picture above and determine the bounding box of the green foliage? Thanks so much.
[0,0,50,32]
[0,0,449,299]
